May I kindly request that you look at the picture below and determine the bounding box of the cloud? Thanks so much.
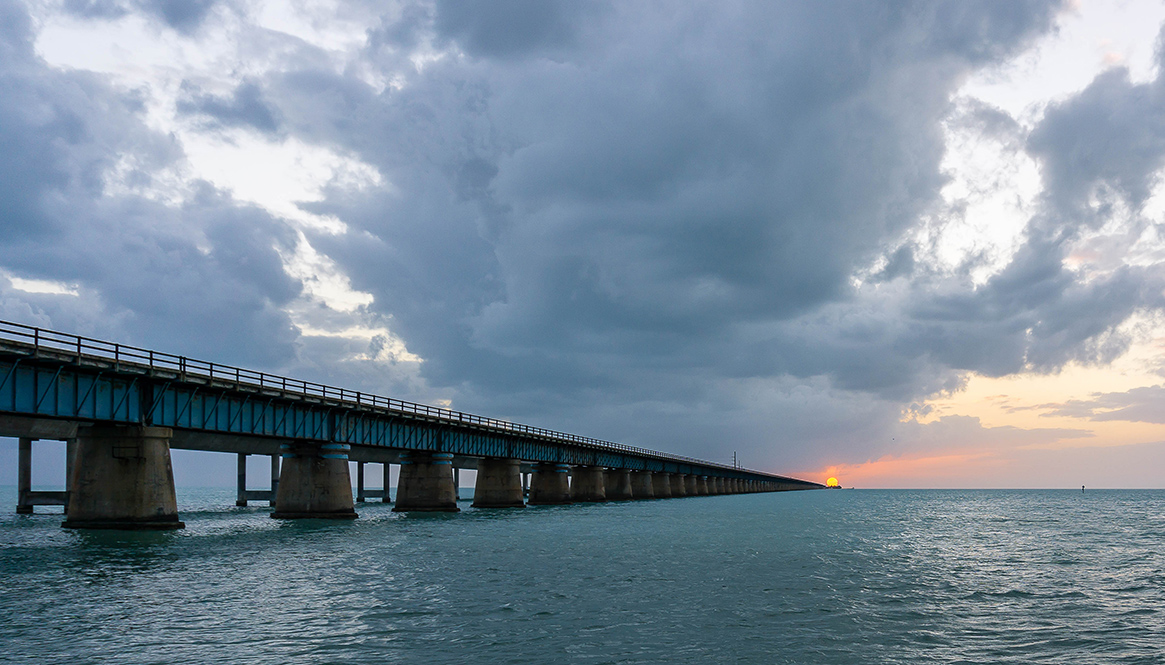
[432,0,606,60]
[0,0,301,366]
[11,0,1165,483]
[1040,385,1165,423]
[177,80,282,134]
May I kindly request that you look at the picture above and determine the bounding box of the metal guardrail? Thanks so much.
[0,320,783,477]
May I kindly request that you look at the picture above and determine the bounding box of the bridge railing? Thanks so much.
[0,320,785,477]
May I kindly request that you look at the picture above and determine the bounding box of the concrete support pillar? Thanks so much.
[571,466,607,502]
[63,425,184,530]
[384,464,393,502]
[605,469,634,500]
[454,467,461,501]
[16,437,32,514]
[652,472,672,498]
[715,477,726,494]
[356,461,367,502]
[684,474,698,496]
[271,441,358,519]
[472,458,525,508]
[529,463,572,505]
[65,439,77,514]
[696,476,710,496]
[670,473,687,497]
[270,454,280,506]
[630,470,654,499]
[393,452,459,512]
[236,453,248,506]
[522,472,530,496]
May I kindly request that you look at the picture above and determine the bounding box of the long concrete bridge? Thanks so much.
[1,320,823,529]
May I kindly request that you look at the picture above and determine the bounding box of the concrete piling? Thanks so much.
[393,452,460,512]
[472,458,525,508]
[528,463,572,505]
[630,470,654,499]
[271,442,358,519]
[63,425,184,530]
[571,466,607,502]
[696,476,710,496]
[356,461,366,502]
[270,454,280,505]
[16,437,32,514]
[605,469,634,500]
[670,473,687,497]
[684,474,698,496]
[652,472,672,498]
[236,453,248,507]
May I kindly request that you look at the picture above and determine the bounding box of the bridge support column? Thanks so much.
[605,469,634,500]
[652,472,672,498]
[356,462,366,502]
[393,452,459,512]
[271,454,280,506]
[629,470,657,496]
[472,458,525,508]
[236,453,248,506]
[572,466,607,502]
[684,474,698,496]
[271,442,358,519]
[63,425,184,530]
[64,438,77,513]
[696,476,710,496]
[16,437,32,514]
[715,477,725,494]
[630,470,654,499]
[670,473,687,497]
[355,461,388,503]
[528,463,572,505]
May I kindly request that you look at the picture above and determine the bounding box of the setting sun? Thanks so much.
[826,477,839,487]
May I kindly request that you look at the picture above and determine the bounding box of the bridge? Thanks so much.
[0,320,823,529]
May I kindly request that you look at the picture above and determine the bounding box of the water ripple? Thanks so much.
[1,488,1164,663]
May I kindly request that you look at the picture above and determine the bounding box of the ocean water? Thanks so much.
[1,488,1163,664]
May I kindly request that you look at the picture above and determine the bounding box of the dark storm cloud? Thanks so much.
[61,0,221,32]
[249,0,1078,463]
[359,1,1052,338]
[433,0,605,59]
[12,0,1165,472]
[0,0,300,367]
[1030,64,1165,216]
[177,80,281,134]
[139,0,219,33]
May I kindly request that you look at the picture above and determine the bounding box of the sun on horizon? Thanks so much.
[826,477,840,487]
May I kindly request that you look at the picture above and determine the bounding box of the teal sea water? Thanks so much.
[1,489,1163,664]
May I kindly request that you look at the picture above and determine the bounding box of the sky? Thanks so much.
[3,0,1165,489]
